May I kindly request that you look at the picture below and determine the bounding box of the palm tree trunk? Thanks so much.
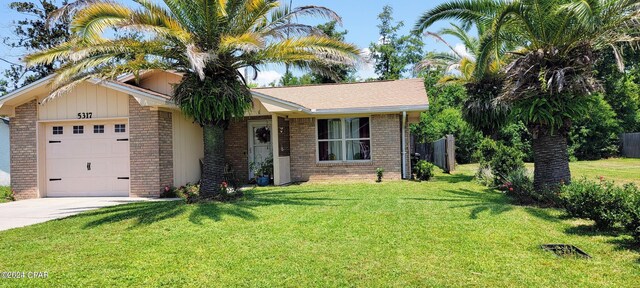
[201,123,225,197]
[531,132,571,191]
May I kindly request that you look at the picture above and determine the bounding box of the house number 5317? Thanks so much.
[77,112,93,119]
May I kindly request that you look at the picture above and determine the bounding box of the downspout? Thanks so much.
[401,111,407,179]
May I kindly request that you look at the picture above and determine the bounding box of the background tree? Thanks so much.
[413,70,482,164]
[26,0,360,198]
[0,0,70,94]
[415,0,640,191]
[370,5,424,80]
[595,49,640,133]
[310,20,354,83]
[279,20,355,87]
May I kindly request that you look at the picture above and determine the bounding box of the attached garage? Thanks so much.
[0,72,204,200]
[45,121,130,197]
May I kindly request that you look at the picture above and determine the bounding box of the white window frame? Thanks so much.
[316,117,372,163]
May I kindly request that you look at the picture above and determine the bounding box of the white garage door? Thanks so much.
[46,122,130,197]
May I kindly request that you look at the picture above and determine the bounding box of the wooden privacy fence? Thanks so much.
[622,133,640,158]
[412,134,456,173]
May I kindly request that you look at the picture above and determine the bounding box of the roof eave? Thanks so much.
[0,74,55,104]
[308,105,429,115]
[250,90,310,112]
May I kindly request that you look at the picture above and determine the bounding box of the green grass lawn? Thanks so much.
[457,157,640,185]
[0,163,639,287]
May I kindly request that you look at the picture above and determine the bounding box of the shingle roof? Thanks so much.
[252,78,428,111]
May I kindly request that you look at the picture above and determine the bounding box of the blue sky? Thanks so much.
[0,0,459,86]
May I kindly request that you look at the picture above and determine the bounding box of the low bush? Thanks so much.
[414,160,435,181]
[0,186,13,201]
[175,183,200,204]
[475,166,494,186]
[499,169,534,204]
[375,168,384,182]
[500,169,560,206]
[160,186,178,198]
[490,144,525,185]
[622,185,640,242]
[560,179,636,230]
[473,139,525,186]
[472,138,498,167]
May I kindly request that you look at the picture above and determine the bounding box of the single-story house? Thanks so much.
[0,70,428,200]
[0,117,9,186]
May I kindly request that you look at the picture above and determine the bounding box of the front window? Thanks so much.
[317,117,371,162]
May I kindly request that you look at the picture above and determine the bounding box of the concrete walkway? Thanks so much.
[0,197,150,231]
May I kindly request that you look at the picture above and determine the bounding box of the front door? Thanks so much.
[248,121,272,179]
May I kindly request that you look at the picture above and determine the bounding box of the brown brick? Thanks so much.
[9,100,38,200]
[129,96,173,197]
[289,114,408,182]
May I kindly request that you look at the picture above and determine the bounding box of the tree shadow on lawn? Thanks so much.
[188,189,345,224]
[565,224,640,261]
[405,188,513,219]
[73,188,341,229]
[432,173,475,184]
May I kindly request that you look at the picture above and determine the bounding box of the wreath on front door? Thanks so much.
[255,126,271,143]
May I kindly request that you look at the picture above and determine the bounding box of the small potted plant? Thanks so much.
[250,158,273,187]
[376,167,384,182]
[257,157,274,186]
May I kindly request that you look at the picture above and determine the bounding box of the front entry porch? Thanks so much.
[226,114,291,185]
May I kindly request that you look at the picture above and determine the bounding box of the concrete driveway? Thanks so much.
[0,197,150,231]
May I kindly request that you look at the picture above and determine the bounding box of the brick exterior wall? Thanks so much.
[225,118,250,182]
[289,114,405,182]
[129,96,173,197]
[9,100,38,200]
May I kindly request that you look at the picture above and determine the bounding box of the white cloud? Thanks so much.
[356,48,378,80]
[248,70,283,87]
[454,43,475,60]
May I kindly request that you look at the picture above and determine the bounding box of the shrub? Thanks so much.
[500,169,534,204]
[375,167,384,182]
[622,184,640,242]
[497,121,533,162]
[160,186,178,198]
[472,138,498,167]
[489,144,525,185]
[414,160,435,181]
[473,139,525,186]
[560,179,631,229]
[500,169,560,206]
[175,183,200,204]
[568,94,622,160]
[0,186,14,201]
[475,166,494,186]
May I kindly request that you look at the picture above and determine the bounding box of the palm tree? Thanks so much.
[416,24,479,84]
[415,0,640,191]
[25,0,360,197]
[416,20,511,138]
